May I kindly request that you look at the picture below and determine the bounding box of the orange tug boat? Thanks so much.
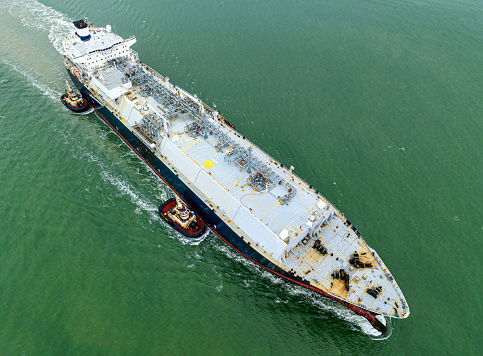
[158,196,206,238]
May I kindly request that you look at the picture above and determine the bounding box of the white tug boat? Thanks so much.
[62,17,409,333]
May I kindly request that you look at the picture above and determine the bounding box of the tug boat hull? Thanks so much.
[158,198,206,238]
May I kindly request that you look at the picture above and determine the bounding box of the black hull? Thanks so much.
[68,71,387,334]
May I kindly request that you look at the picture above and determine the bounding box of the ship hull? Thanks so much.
[68,71,386,334]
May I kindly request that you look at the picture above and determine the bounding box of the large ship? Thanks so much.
[62,18,409,333]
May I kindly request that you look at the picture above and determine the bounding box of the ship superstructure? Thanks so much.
[62,19,409,332]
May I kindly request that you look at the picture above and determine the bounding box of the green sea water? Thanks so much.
[0,0,481,354]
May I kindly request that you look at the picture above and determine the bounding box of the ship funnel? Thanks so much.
[73,19,91,41]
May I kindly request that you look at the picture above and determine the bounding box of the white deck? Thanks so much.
[169,116,319,236]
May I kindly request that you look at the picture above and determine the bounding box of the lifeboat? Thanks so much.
[158,196,206,237]
[61,81,90,113]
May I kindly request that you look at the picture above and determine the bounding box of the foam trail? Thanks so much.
[100,170,159,220]
[69,107,95,115]
[1,1,73,101]
[7,0,74,54]
[55,128,164,223]
[0,59,61,101]
[176,229,211,246]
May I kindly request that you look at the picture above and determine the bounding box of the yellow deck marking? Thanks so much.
[182,138,215,151]
[230,167,246,187]
[204,160,215,168]
[185,140,244,186]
